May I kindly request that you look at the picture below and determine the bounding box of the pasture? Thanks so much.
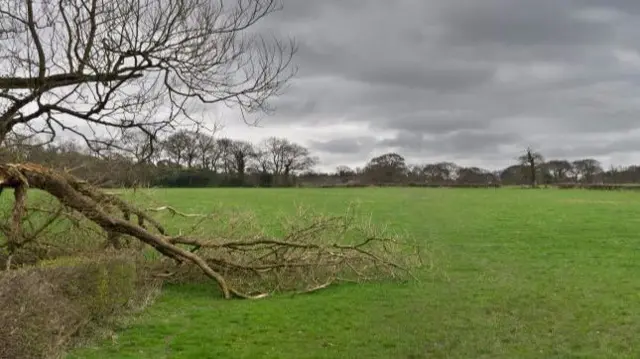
[66,187,640,358]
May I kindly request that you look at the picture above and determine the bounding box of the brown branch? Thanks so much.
[0,163,231,295]
[0,72,143,90]
[0,0,296,153]
[0,163,421,299]
[146,206,209,218]
[25,0,46,80]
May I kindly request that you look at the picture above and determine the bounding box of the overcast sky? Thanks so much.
[217,0,640,172]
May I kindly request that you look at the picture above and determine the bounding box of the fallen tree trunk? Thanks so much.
[0,163,422,299]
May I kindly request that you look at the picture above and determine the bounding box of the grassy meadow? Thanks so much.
[61,187,640,358]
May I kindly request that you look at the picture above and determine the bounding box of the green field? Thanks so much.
[66,187,640,359]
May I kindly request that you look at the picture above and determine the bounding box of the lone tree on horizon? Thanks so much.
[0,0,297,154]
[518,147,544,187]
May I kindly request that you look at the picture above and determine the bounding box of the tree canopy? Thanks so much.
[0,0,296,153]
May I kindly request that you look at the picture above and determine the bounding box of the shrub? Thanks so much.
[316,182,502,189]
[0,253,160,359]
[556,183,640,191]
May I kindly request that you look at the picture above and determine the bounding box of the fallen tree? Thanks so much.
[0,163,423,299]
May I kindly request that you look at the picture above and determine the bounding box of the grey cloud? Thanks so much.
[272,0,365,21]
[440,0,614,47]
[378,130,522,158]
[544,136,640,159]
[372,114,491,135]
[248,0,640,168]
[292,39,495,93]
[311,130,522,163]
[309,136,377,155]
[578,0,640,15]
[356,66,493,92]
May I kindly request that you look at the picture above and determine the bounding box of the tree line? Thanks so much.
[330,148,629,187]
[1,134,637,188]
[0,130,319,187]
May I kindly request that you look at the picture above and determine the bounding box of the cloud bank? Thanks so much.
[218,0,640,171]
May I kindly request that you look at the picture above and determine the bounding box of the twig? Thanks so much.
[146,206,209,218]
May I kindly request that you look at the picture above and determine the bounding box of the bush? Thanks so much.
[556,183,640,191]
[315,182,502,188]
[0,253,159,359]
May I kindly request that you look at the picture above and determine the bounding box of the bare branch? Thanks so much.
[0,163,422,299]
[0,0,297,151]
[146,206,208,218]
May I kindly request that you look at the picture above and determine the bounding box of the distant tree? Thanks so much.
[336,165,355,176]
[422,162,458,183]
[614,165,640,183]
[605,165,620,184]
[282,143,317,179]
[457,167,495,184]
[544,160,574,183]
[407,164,424,183]
[117,129,159,165]
[518,147,544,187]
[363,153,407,184]
[500,164,524,185]
[215,138,236,174]
[335,165,356,182]
[163,131,193,167]
[251,149,271,174]
[572,159,603,183]
[261,137,288,177]
[249,149,273,186]
[258,137,316,185]
[229,140,256,182]
[193,132,217,170]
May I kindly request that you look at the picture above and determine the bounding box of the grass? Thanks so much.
[61,187,640,358]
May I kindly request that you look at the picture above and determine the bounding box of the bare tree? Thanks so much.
[162,130,192,167]
[229,140,255,181]
[518,147,544,187]
[545,160,574,183]
[422,162,458,184]
[194,132,216,170]
[182,132,200,169]
[457,167,496,185]
[335,165,355,183]
[282,143,317,179]
[119,129,159,164]
[261,137,288,177]
[249,147,272,181]
[260,137,316,185]
[0,0,296,152]
[215,138,235,174]
[572,158,603,183]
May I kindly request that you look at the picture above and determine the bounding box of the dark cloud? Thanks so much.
[374,115,490,135]
[440,0,614,47]
[578,1,640,15]
[357,66,493,92]
[309,136,377,155]
[310,130,522,163]
[544,134,640,159]
[231,0,640,170]
[376,130,522,159]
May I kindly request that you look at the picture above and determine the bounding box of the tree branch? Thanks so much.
[0,72,143,90]
[0,163,422,299]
